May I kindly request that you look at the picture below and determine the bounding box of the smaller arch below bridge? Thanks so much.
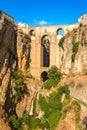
[41,71,48,82]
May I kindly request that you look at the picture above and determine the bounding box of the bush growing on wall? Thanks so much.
[58,37,65,50]
[25,34,31,42]
[44,79,57,89]
[44,66,62,89]
[71,41,79,62]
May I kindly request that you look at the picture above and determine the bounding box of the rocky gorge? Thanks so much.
[0,11,87,130]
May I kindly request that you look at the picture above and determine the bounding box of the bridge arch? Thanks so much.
[41,35,50,67]
[57,28,64,36]
[41,71,48,82]
[29,29,35,36]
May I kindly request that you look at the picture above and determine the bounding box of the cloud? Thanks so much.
[38,20,47,25]
[17,22,29,27]
[33,20,48,26]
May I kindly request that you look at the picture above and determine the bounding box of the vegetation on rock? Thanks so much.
[71,41,79,62]
[71,29,79,62]
[25,34,31,42]
[13,69,26,101]
[38,84,70,130]
[10,111,50,130]
[58,37,65,50]
[44,66,62,89]
[72,100,81,129]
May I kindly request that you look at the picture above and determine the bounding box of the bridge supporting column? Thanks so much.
[50,35,57,66]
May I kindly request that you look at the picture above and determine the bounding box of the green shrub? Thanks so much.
[29,116,41,129]
[40,118,50,129]
[58,84,70,100]
[14,82,25,101]
[25,34,31,42]
[13,70,23,80]
[38,94,49,117]
[15,78,23,85]
[58,37,65,50]
[22,112,30,125]
[13,69,26,101]
[71,53,75,62]
[44,79,57,89]
[73,28,77,33]
[39,86,70,117]
[10,112,49,130]
[43,66,62,89]
[72,42,79,54]
[24,72,33,79]
[10,115,23,130]
[72,100,81,129]
[47,66,62,84]
[48,92,63,111]
[72,100,81,112]
[71,41,79,62]
[38,88,66,130]
[22,112,49,130]
[61,54,64,62]
[48,110,62,130]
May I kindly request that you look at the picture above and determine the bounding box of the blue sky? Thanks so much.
[0,0,87,26]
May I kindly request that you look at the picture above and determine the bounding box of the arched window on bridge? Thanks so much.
[57,28,64,36]
[41,35,50,67]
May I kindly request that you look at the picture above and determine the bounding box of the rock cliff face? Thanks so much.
[0,13,31,129]
[17,29,31,71]
[0,17,17,130]
[0,19,16,106]
[56,107,76,130]
[0,18,31,105]
[59,25,87,75]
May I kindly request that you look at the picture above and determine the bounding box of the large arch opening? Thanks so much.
[41,35,50,67]
[57,28,64,36]
[41,71,48,82]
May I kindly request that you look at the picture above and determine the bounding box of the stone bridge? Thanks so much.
[18,14,87,80]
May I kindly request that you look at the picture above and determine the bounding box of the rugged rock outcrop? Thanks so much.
[16,78,42,117]
[0,118,11,130]
[0,15,31,106]
[0,105,11,130]
[61,75,87,120]
[59,25,87,75]
[0,19,16,106]
[56,107,76,130]
[17,29,31,71]
[0,12,31,129]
